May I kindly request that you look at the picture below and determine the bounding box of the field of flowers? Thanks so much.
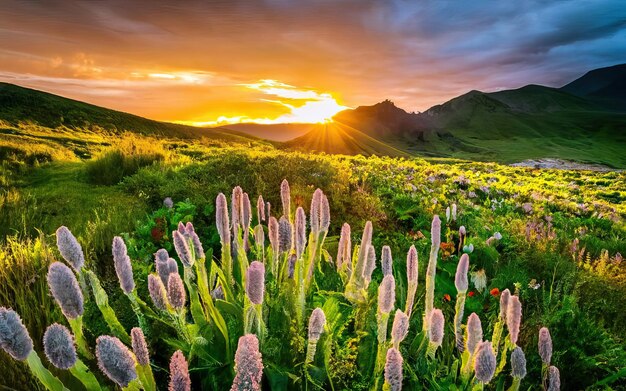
[1,144,625,390]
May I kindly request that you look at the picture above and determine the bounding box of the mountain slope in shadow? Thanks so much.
[0,82,257,143]
[283,120,411,157]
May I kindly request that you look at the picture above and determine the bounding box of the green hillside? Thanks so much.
[418,86,626,167]
[0,82,256,143]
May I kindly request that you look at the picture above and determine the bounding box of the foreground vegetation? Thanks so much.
[1,133,625,389]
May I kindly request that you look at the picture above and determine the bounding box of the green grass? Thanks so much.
[0,128,625,389]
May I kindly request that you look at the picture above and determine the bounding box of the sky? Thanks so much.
[1,0,625,125]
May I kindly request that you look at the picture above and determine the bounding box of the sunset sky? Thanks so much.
[1,0,625,125]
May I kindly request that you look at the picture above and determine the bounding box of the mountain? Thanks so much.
[281,100,428,156]
[560,63,626,111]
[415,83,626,167]
[332,99,427,138]
[0,82,257,143]
[2,63,625,167]
[283,64,626,167]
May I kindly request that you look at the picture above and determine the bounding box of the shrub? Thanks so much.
[85,135,167,185]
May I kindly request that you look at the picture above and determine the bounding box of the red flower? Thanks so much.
[468,291,475,297]
[490,288,500,297]
[443,294,451,302]
[151,226,165,242]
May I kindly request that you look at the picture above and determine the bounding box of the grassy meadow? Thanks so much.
[1,124,625,390]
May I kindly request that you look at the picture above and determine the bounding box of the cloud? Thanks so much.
[0,0,624,120]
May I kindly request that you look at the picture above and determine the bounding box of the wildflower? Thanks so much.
[43,323,76,369]
[295,207,307,259]
[216,193,231,245]
[428,309,444,348]
[254,225,265,251]
[246,261,265,305]
[167,273,186,310]
[431,215,441,249]
[184,222,205,260]
[336,223,351,272]
[391,310,409,348]
[287,254,296,279]
[266,202,271,220]
[231,186,243,235]
[256,195,265,224]
[493,232,502,240]
[468,291,475,297]
[452,203,457,221]
[378,275,396,314]
[382,245,392,276]
[353,221,373,279]
[498,289,510,321]
[363,244,377,286]
[383,348,403,391]
[506,295,522,345]
[96,336,137,388]
[446,206,451,222]
[172,230,193,268]
[47,262,84,319]
[55,226,85,271]
[538,327,552,364]
[310,189,322,234]
[424,215,441,329]
[510,346,527,379]
[131,327,149,366]
[308,308,326,342]
[113,236,135,294]
[548,366,560,391]
[211,285,225,301]
[148,274,168,311]
[242,193,252,231]
[155,248,169,263]
[0,308,33,361]
[463,243,474,253]
[231,334,263,391]
[490,288,500,297]
[320,191,330,233]
[405,245,418,316]
[278,216,293,253]
[157,257,178,286]
[281,179,291,219]
[268,216,279,255]
[471,269,487,292]
[164,197,174,208]
[455,253,469,292]
[443,293,451,302]
[169,350,191,391]
[474,341,496,384]
[466,313,483,355]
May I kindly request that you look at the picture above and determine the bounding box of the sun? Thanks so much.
[278,94,348,124]
[178,80,349,126]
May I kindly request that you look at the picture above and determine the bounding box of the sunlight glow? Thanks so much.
[184,79,349,126]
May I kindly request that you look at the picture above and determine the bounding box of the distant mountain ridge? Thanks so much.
[1,63,625,167]
[285,63,625,166]
[560,63,626,111]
